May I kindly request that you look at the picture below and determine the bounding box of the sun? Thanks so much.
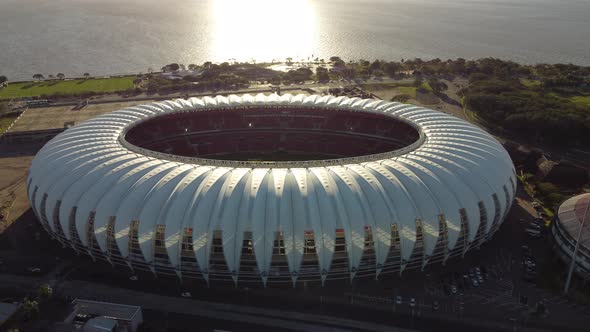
[210,0,317,63]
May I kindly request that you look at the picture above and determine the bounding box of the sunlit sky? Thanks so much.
[210,0,317,62]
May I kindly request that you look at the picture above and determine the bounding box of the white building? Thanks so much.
[552,193,590,280]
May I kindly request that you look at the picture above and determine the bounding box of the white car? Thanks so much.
[409,298,416,307]
[395,295,402,305]
[180,292,192,298]
[129,275,138,281]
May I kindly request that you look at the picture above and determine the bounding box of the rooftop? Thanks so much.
[558,193,590,249]
[71,299,141,322]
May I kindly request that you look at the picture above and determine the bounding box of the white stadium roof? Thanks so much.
[27,94,516,285]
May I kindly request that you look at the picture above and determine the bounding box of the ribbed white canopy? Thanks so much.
[27,94,516,285]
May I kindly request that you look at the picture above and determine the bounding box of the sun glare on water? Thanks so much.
[210,0,317,62]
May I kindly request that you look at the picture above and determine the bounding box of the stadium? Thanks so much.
[27,94,516,286]
[552,193,590,280]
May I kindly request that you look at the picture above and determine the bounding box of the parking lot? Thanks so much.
[345,190,590,331]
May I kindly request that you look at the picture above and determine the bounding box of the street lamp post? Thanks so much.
[564,199,590,294]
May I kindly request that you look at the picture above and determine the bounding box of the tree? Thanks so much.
[383,62,400,77]
[413,76,423,87]
[57,73,65,80]
[33,74,44,81]
[187,64,199,71]
[286,57,293,65]
[83,73,90,79]
[315,66,330,82]
[38,284,53,299]
[391,94,411,103]
[23,298,39,319]
[329,56,343,63]
[370,60,382,72]
[161,63,180,72]
[0,75,7,84]
[48,74,55,80]
[468,72,489,83]
[428,78,448,93]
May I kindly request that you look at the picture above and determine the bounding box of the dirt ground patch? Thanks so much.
[0,152,34,233]
[7,100,155,133]
[362,78,468,121]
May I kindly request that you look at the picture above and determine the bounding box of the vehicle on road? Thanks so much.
[395,295,402,305]
[27,267,41,273]
[432,301,439,311]
[180,292,192,298]
[525,228,542,237]
[129,275,138,281]
[528,223,542,230]
[410,298,416,307]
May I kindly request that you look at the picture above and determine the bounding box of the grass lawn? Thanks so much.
[521,79,542,88]
[570,95,590,107]
[398,86,417,97]
[0,114,18,133]
[419,82,433,92]
[359,82,411,91]
[0,77,135,99]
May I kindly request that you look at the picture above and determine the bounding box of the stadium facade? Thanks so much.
[27,94,516,286]
[552,193,590,280]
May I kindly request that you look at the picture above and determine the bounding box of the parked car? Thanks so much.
[409,298,416,307]
[525,228,542,237]
[528,223,542,230]
[396,295,402,305]
[432,301,439,311]
[451,285,458,294]
[27,267,41,273]
[180,292,192,298]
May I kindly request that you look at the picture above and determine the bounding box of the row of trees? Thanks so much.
[31,73,92,81]
[321,57,589,87]
[461,74,589,146]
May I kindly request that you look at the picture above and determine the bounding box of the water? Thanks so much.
[1,0,589,81]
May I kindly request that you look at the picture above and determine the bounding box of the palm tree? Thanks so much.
[32,74,44,81]
[57,73,65,80]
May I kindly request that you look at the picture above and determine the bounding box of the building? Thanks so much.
[63,299,143,332]
[552,193,590,280]
[27,94,516,286]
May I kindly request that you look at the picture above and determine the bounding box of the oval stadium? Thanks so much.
[26,94,516,286]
